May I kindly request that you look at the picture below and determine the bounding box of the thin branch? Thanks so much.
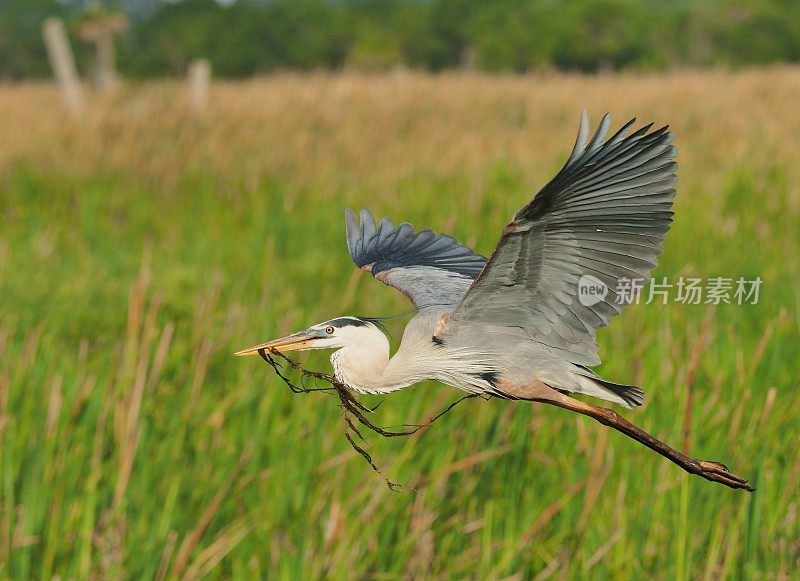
[385,392,489,432]
[344,432,401,491]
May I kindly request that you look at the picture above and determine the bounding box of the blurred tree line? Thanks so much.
[2,0,800,80]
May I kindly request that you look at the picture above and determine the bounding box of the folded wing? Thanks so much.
[345,208,486,309]
[451,112,677,366]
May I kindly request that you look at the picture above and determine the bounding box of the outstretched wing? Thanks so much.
[345,208,486,309]
[451,112,677,366]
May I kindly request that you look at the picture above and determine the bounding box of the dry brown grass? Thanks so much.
[3,67,800,199]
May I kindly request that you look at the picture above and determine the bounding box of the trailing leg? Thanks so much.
[497,380,754,491]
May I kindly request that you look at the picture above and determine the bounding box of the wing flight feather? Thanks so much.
[345,208,486,309]
[451,112,677,366]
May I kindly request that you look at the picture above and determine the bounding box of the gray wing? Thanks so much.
[450,111,677,366]
[345,208,487,309]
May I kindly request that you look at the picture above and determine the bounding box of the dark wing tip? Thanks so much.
[518,114,677,222]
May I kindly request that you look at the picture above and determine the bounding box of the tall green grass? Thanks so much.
[0,70,798,578]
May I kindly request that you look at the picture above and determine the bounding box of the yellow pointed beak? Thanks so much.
[234,330,321,357]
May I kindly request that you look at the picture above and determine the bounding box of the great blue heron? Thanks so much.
[237,112,753,491]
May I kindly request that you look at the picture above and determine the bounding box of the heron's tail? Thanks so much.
[573,374,644,409]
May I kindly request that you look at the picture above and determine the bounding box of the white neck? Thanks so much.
[330,327,416,395]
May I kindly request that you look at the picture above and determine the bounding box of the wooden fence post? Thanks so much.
[42,18,85,115]
[187,60,211,114]
[78,13,128,91]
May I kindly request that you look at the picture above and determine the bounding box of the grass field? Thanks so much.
[1,68,799,578]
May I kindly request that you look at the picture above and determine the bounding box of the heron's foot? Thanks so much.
[691,459,754,491]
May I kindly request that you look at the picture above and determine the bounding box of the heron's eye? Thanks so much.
[325,326,334,335]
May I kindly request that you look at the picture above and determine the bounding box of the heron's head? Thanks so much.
[234,316,387,357]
